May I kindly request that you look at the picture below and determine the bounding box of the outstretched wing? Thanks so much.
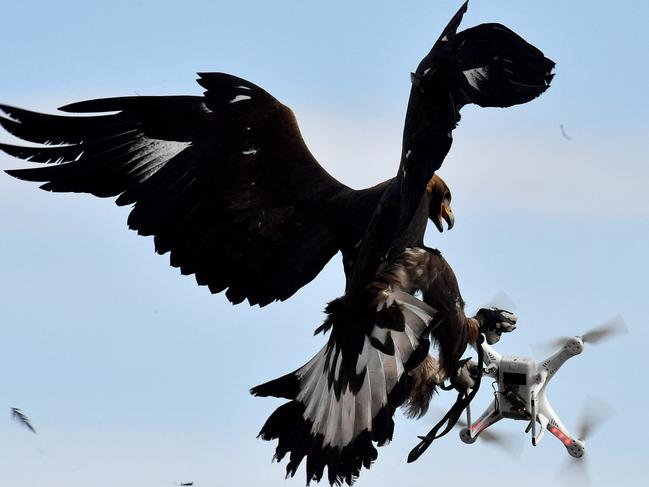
[345,2,554,295]
[1,73,360,306]
[251,2,555,484]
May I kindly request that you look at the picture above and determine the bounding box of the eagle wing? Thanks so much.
[250,2,555,484]
[1,73,364,306]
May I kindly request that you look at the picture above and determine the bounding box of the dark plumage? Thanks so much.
[1,2,553,484]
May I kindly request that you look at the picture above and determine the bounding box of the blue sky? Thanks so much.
[1,1,648,486]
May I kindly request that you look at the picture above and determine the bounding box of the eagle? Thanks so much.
[0,2,553,485]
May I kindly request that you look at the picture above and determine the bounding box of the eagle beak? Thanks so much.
[442,201,455,230]
[433,199,455,232]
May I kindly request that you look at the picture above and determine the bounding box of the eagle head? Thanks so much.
[426,174,454,232]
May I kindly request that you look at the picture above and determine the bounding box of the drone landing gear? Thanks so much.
[459,400,501,445]
[459,427,476,444]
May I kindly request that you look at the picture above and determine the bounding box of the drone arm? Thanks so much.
[536,397,585,457]
[538,337,584,386]
[471,340,501,368]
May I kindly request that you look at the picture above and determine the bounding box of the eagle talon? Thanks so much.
[451,358,478,391]
[474,307,518,345]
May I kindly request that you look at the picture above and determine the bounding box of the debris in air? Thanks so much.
[10,407,36,434]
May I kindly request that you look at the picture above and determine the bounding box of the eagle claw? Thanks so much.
[474,307,518,344]
[451,358,478,392]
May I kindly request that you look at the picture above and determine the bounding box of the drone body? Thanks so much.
[459,322,624,459]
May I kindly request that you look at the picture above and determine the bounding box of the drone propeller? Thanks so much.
[555,397,613,486]
[456,416,524,458]
[470,291,517,317]
[482,291,517,313]
[533,315,627,356]
[581,316,627,344]
[556,455,592,486]
[576,396,613,442]
[426,406,523,458]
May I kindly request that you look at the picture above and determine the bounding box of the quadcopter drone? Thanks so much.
[458,317,625,458]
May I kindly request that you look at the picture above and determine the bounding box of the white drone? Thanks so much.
[459,317,626,458]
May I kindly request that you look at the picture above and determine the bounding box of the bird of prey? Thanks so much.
[0,1,553,484]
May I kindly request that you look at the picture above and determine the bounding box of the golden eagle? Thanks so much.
[0,2,552,484]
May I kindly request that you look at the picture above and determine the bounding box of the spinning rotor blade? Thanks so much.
[455,416,524,458]
[532,337,570,356]
[580,315,627,345]
[556,457,591,487]
[482,291,517,313]
[577,396,614,441]
[555,397,613,486]
[533,315,627,356]
[427,407,523,458]
[468,291,518,316]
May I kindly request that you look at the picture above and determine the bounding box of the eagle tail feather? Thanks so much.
[251,283,437,485]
